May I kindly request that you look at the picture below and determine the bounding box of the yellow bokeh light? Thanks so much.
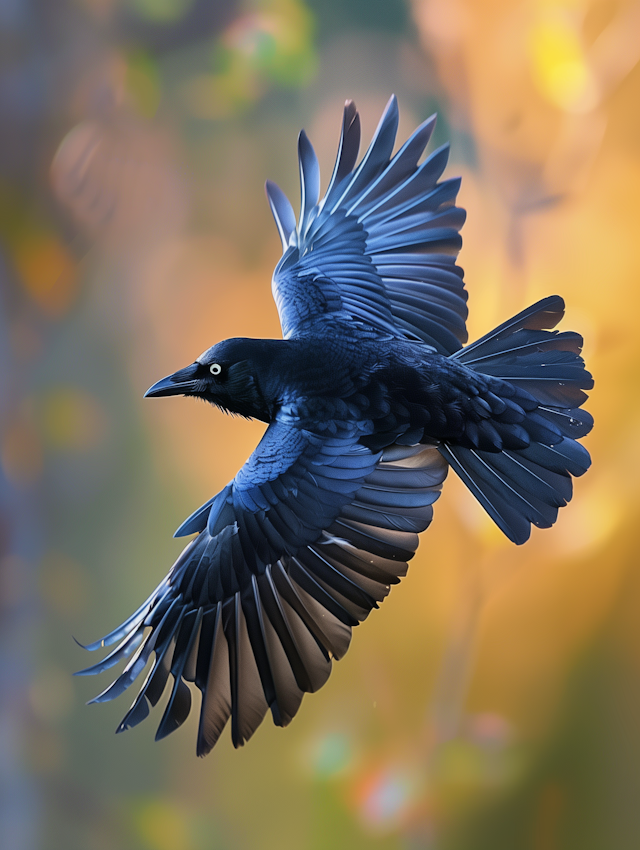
[133,800,193,850]
[529,11,600,112]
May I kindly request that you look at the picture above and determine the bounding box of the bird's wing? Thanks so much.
[77,419,448,755]
[267,95,468,353]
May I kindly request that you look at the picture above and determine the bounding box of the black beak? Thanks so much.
[144,363,200,398]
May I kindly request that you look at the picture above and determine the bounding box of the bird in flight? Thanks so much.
[77,96,593,756]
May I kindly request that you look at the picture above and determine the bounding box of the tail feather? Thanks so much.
[451,294,567,359]
[440,444,563,543]
[536,405,593,439]
[443,297,593,544]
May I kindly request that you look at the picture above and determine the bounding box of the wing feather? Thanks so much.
[196,605,232,756]
[269,98,467,351]
[78,426,447,753]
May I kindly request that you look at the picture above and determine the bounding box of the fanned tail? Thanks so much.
[442,296,593,544]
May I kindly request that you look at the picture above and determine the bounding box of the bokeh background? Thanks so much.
[1,1,639,848]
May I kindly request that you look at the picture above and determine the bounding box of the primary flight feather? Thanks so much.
[78,96,593,755]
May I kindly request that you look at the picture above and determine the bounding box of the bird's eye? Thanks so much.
[209,363,222,376]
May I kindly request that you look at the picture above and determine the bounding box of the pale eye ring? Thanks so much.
[209,363,222,376]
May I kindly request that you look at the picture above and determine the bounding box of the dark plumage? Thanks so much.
[77,97,593,755]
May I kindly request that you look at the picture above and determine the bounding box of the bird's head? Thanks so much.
[144,338,274,422]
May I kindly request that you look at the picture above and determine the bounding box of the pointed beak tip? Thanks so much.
[143,379,168,399]
[144,364,199,399]
[144,377,178,399]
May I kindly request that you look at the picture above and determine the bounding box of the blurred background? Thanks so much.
[1,0,639,848]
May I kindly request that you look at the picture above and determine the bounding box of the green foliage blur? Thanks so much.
[2,1,640,848]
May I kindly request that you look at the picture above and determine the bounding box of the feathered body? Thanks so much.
[78,97,593,755]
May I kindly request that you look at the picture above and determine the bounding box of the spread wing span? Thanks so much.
[267,95,468,353]
[77,421,448,754]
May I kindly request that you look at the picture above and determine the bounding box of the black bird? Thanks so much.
[77,97,593,755]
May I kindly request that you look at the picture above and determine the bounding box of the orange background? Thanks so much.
[2,1,639,848]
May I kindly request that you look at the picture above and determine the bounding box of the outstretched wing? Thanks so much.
[266,95,468,353]
[77,421,448,755]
